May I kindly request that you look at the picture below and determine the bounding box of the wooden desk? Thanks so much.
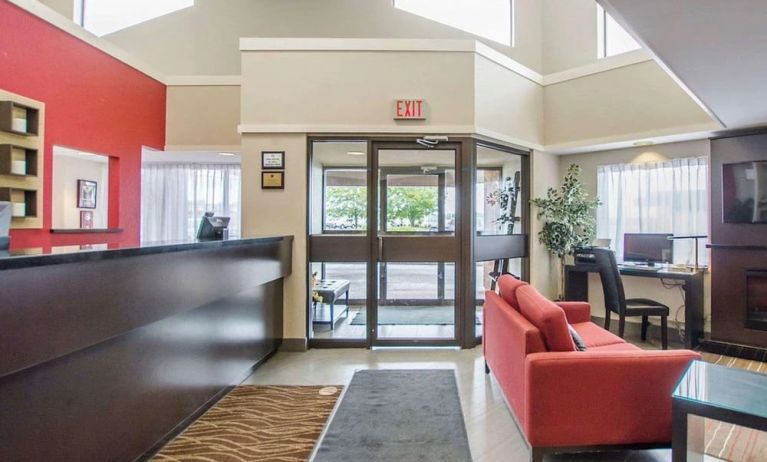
[564,264,705,349]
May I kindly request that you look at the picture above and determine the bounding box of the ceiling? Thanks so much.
[600,0,767,129]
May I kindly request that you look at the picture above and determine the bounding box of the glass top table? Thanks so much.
[672,360,767,462]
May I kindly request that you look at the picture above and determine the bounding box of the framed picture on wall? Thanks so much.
[77,179,97,209]
[80,210,94,229]
[262,171,285,189]
[261,151,285,169]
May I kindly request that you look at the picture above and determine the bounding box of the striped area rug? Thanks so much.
[151,385,342,462]
[702,352,767,462]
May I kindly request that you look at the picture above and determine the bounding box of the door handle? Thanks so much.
[377,236,383,261]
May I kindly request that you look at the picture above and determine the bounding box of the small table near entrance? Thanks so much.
[672,360,767,461]
[313,279,351,330]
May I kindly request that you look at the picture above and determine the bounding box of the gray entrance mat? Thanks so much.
[313,369,472,462]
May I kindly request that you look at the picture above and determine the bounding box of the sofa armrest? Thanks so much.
[523,349,701,447]
[555,301,591,323]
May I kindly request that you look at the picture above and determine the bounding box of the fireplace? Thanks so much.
[746,270,767,330]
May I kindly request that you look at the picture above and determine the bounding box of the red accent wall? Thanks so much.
[0,0,166,249]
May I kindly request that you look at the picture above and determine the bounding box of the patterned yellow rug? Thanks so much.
[702,352,767,462]
[151,385,342,462]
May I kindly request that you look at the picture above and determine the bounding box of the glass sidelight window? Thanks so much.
[309,141,369,343]
[476,145,525,235]
[474,143,529,342]
[310,262,367,340]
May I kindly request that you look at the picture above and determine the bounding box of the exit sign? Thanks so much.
[394,99,425,120]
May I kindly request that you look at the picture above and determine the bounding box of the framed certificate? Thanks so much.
[262,171,285,189]
[262,151,285,169]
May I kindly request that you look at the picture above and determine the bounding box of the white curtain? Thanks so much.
[141,163,241,242]
[597,157,708,265]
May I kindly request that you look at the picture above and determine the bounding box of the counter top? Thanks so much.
[0,235,293,271]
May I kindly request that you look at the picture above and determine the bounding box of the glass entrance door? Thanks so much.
[372,143,461,346]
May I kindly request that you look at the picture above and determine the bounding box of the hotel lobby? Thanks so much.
[1,1,766,461]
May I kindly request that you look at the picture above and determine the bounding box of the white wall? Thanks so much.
[241,49,476,130]
[544,61,718,148]
[529,149,561,298]
[542,0,600,74]
[166,85,241,149]
[241,133,308,342]
[52,149,109,229]
[474,55,543,147]
[559,139,712,331]
[101,0,543,76]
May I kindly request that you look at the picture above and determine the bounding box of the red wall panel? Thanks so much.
[0,0,166,249]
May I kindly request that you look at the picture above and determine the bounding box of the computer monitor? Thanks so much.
[196,212,230,241]
[0,201,11,251]
[623,233,673,264]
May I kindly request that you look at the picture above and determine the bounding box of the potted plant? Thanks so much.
[531,164,600,299]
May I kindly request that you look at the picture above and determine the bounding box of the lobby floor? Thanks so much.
[243,344,695,462]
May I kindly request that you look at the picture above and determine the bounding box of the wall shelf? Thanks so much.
[0,90,44,229]
[0,101,40,136]
[0,144,38,177]
[0,187,38,218]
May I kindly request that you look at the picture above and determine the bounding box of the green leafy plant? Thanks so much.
[531,164,600,298]
[387,186,438,230]
[325,186,367,229]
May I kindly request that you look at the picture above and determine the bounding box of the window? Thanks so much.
[596,157,708,265]
[75,0,193,37]
[141,163,241,242]
[394,0,514,46]
[324,169,367,232]
[596,4,641,58]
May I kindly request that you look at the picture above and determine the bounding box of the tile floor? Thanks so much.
[244,344,712,461]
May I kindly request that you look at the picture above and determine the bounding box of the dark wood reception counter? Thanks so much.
[0,236,292,461]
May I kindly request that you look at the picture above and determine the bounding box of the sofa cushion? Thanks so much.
[517,285,576,352]
[497,275,527,311]
[571,322,626,348]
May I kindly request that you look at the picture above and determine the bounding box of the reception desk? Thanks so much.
[0,236,292,461]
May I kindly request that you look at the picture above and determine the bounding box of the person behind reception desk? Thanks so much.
[0,201,10,256]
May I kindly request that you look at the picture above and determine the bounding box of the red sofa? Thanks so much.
[483,275,700,462]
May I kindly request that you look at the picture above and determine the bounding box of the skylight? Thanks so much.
[394,0,513,47]
[75,0,194,37]
[597,4,641,58]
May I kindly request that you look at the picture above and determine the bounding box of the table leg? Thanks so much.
[345,290,350,318]
[673,402,705,462]
[684,274,705,349]
[672,404,687,462]
[330,301,335,330]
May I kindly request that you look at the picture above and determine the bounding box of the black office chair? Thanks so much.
[590,248,669,349]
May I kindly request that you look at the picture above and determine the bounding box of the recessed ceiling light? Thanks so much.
[633,140,655,147]
[218,152,236,157]
[347,151,365,156]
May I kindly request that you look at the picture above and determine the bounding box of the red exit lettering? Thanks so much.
[394,99,425,120]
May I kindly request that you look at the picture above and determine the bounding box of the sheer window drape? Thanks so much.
[141,163,241,242]
[597,157,708,265]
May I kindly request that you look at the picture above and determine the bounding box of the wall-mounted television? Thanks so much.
[723,161,767,223]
